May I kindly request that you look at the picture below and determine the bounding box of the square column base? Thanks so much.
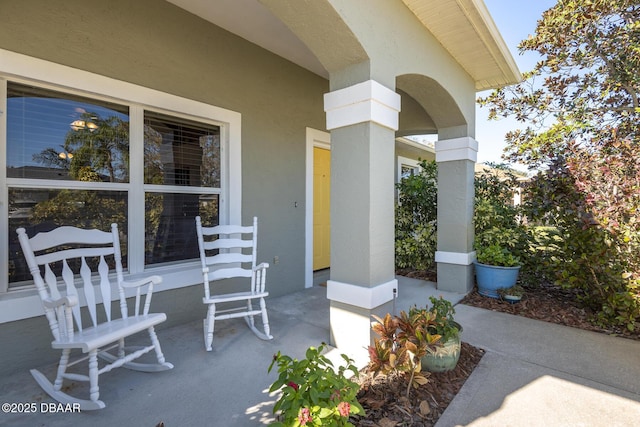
[329,299,394,366]
[436,263,474,293]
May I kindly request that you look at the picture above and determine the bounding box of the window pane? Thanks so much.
[145,193,219,265]
[8,188,128,286]
[6,82,129,182]
[144,111,220,187]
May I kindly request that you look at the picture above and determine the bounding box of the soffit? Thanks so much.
[166,0,520,91]
[402,0,521,90]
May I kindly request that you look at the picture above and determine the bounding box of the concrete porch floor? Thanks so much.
[1,276,639,426]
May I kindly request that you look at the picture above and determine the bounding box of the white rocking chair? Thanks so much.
[195,216,273,351]
[16,224,173,410]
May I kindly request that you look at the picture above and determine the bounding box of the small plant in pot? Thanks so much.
[414,296,462,373]
[498,284,525,303]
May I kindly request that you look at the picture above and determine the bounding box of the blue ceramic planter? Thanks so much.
[474,262,521,298]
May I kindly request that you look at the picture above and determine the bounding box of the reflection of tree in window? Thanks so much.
[143,112,221,265]
[63,112,129,182]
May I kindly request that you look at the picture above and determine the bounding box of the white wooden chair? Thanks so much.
[195,216,273,351]
[16,224,173,410]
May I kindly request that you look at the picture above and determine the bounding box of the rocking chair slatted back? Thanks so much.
[196,219,258,299]
[17,225,124,339]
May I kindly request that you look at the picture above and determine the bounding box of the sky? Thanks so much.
[475,0,558,166]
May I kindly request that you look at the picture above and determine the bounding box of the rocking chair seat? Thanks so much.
[52,313,167,352]
[203,291,268,305]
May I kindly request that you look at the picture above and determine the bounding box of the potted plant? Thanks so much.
[474,244,522,298]
[473,166,526,299]
[369,310,440,398]
[416,296,462,373]
[498,284,525,303]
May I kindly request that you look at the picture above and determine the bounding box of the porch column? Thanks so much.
[434,137,477,293]
[323,80,400,359]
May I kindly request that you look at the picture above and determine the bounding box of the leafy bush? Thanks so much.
[473,165,527,264]
[521,154,640,331]
[268,344,365,426]
[476,244,521,267]
[395,159,438,271]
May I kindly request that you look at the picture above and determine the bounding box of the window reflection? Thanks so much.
[8,188,128,285]
[144,111,220,187]
[6,83,129,182]
[145,193,219,265]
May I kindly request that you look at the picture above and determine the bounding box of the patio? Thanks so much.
[1,276,639,426]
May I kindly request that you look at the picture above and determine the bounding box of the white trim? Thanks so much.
[0,49,242,322]
[0,78,7,293]
[324,80,401,131]
[0,49,242,224]
[435,137,478,162]
[327,279,398,310]
[305,127,331,288]
[435,250,477,265]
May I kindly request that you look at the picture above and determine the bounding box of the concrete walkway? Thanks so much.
[0,277,638,426]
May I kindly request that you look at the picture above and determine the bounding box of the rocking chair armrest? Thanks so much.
[254,262,269,271]
[121,275,163,316]
[43,295,79,309]
[120,275,163,290]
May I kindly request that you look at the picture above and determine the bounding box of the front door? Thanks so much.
[313,146,330,270]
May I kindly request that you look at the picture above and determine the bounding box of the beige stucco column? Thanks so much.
[434,137,477,293]
[323,80,400,360]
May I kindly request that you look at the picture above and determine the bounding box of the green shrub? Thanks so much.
[521,155,640,331]
[395,159,438,271]
[473,165,527,263]
[268,344,365,426]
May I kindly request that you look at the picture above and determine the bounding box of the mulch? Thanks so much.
[352,342,484,426]
[349,272,639,426]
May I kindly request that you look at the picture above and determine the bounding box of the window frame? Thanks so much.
[0,49,242,322]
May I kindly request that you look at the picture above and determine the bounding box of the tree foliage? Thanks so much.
[478,0,640,330]
[479,0,640,168]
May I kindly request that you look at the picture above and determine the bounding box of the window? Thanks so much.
[143,111,221,265]
[3,80,231,291]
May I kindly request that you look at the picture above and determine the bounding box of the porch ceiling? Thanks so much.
[166,0,520,91]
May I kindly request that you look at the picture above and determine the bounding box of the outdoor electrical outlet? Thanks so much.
[273,256,279,264]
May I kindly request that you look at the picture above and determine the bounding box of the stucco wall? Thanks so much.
[0,0,328,298]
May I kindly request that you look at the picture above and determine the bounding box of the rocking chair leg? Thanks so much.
[260,298,272,339]
[88,350,100,404]
[148,326,172,368]
[205,304,216,351]
[246,300,256,329]
[54,348,71,391]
